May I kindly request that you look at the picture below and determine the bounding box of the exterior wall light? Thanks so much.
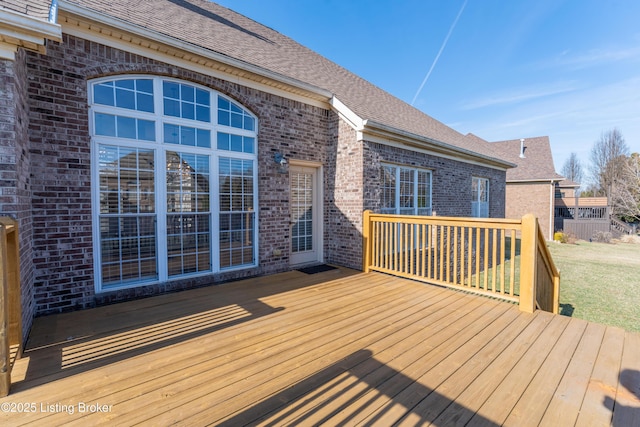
[274,152,288,173]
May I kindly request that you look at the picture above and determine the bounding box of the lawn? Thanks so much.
[547,240,640,333]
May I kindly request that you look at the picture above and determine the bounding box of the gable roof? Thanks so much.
[490,136,564,182]
[47,0,512,169]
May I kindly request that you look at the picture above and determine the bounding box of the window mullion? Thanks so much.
[395,167,400,215]
[413,169,420,215]
[156,149,168,282]
[211,154,220,272]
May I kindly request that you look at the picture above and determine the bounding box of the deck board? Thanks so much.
[1,268,639,426]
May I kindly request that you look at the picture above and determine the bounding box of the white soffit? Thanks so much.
[0,8,61,59]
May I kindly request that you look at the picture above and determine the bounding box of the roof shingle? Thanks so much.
[57,0,507,164]
[490,136,564,181]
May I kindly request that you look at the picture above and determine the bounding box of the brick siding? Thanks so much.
[363,141,507,218]
[23,34,344,314]
[0,51,36,340]
[6,32,508,319]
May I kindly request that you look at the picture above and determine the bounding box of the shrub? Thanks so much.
[553,232,564,242]
[591,231,612,243]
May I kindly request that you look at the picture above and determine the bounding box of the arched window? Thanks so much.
[90,76,258,291]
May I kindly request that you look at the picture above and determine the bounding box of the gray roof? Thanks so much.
[490,136,564,182]
[52,0,508,166]
[0,0,52,20]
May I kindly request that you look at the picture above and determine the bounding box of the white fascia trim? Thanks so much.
[360,119,515,171]
[507,178,561,184]
[330,96,364,130]
[57,1,332,106]
[0,8,62,50]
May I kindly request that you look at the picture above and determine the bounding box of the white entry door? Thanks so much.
[289,164,322,265]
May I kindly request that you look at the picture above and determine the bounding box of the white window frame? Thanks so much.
[89,75,259,293]
[380,164,432,215]
[472,177,490,218]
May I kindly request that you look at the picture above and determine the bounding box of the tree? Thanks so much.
[610,153,640,222]
[589,128,629,198]
[561,152,583,185]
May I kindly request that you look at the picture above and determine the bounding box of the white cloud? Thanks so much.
[460,83,578,110]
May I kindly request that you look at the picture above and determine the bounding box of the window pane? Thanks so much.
[164,98,180,117]
[217,133,230,150]
[196,105,210,122]
[231,112,243,128]
[115,80,135,90]
[244,116,255,131]
[98,144,157,287]
[137,93,154,113]
[219,157,255,268]
[117,116,136,139]
[163,81,180,99]
[182,102,195,120]
[218,110,230,126]
[196,89,210,106]
[95,113,116,136]
[243,137,254,154]
[196,129,211,148]
[137,119,156,141]
[166,150,211,276]
[136,79,153,94]
[182,85,194,102]
[94,84,114,106]
[181,127,195,146]
[116,88,136,110]
[231,134,243,152]
[164,123,179,145]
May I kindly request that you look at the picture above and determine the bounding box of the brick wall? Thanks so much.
[24,34,341,314]
[325,119,363,269]
[505,182,553,239]
[363,141,507,218]
[0,51,36,340]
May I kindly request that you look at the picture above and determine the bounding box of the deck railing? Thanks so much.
[0,217,21,397]
[362,211,559,314]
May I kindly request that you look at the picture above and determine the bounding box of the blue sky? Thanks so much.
[213,0,640,175]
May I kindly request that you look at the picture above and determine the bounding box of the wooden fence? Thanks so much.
[0,217,21,397]
[362,211,559,314]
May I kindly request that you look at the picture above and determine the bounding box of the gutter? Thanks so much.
[57,0,332,102]
[0,4,62,59]
[362,119,516,170]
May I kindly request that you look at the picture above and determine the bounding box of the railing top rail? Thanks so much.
[366,211,523,229]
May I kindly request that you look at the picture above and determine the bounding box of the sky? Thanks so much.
[212,0,640,176]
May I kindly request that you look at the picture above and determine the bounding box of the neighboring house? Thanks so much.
[488,136,564,240]
[555,179,580,199]
[0,0,514,337]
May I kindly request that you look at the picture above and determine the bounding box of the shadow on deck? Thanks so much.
[1,267,638,425]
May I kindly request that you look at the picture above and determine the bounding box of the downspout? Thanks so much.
[549,180,556,240]
[49,0,59,23]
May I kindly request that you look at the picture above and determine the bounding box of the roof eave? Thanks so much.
[362,119,516,170]
[57,0,333,102]
[0,6,62,59]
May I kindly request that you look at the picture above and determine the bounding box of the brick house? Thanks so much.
[489,136,564,240]
[0,0,514,338]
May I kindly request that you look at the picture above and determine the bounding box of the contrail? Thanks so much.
[411,0,468,106]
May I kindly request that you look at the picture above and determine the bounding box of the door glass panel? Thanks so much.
[291,170,314,253]
[98,144,157,286]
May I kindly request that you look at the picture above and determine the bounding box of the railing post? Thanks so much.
[0,225,10,396]
[519,214,537,313]
[362,210,372,273]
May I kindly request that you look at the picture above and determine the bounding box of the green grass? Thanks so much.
[547,241,640,333]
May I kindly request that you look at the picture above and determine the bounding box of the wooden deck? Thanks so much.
[2,267,639,426]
